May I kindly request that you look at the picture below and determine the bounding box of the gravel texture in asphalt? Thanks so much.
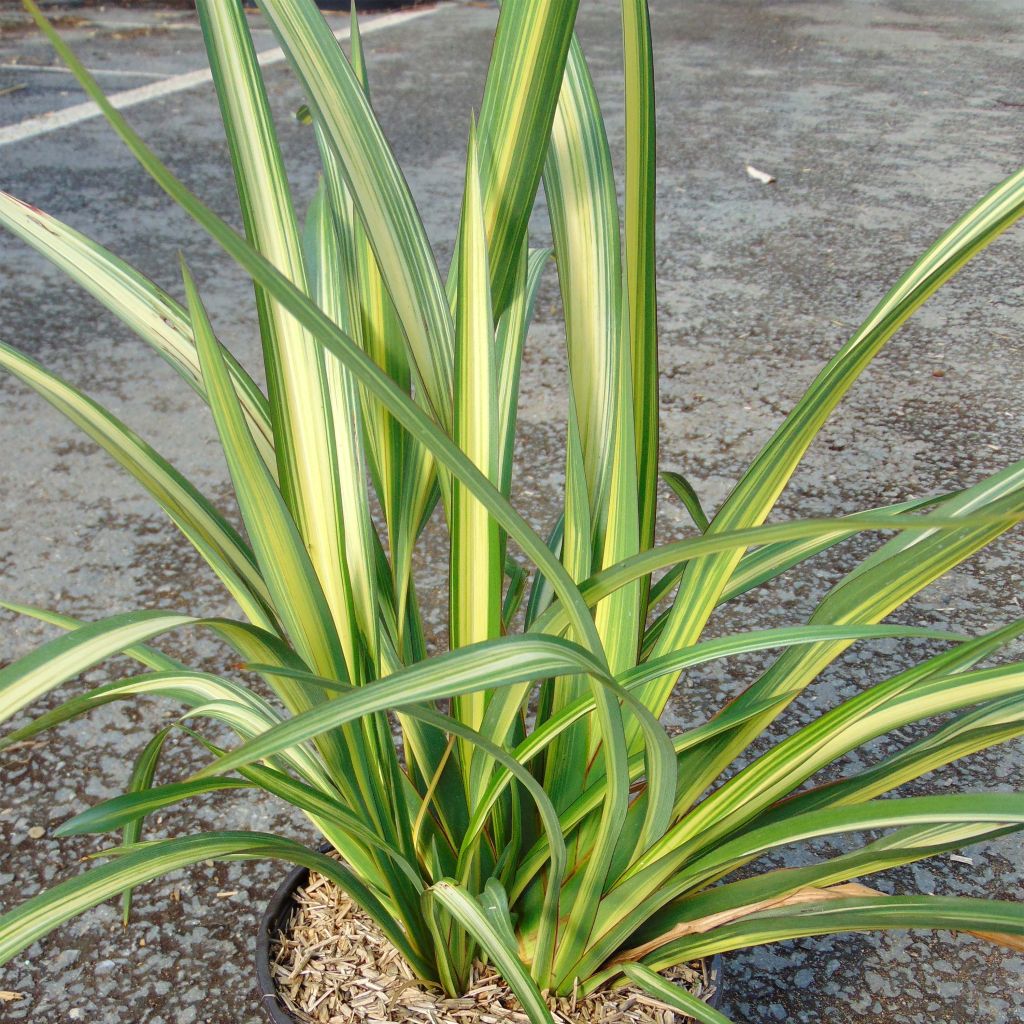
[0,1,1022,1022]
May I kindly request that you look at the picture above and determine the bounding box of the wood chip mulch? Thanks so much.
[270,869,716,1024]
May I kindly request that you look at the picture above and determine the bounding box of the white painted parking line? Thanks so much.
[0,63,173,79]
[0,5,436,148]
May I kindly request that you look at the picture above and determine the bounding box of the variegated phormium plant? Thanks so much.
[1,1,1023,1021]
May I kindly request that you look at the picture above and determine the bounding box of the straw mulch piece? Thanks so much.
[270,868,717,1024]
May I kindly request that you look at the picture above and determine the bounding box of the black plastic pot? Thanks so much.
[256,852,724,1023]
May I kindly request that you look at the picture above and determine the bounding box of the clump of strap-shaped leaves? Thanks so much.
[1,1,1023,1020]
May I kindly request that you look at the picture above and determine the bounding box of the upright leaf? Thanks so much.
[540,45,640,936]
[621,0,659,552]
[473,0,580,316]
[450,123,502,740]
[197,0,361,680]
[256,0,455,424]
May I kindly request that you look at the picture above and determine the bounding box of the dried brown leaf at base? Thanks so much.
[270,869,716,1024]
[618,881,882,962]
[618,880,1024,963]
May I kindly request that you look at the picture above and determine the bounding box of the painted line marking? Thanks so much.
[0,63,173,80]
[0,6,436,148]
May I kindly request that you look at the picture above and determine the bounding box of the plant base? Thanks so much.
[257,860,722,1024]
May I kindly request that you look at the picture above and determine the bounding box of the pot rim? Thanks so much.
[255,849,724,1023]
